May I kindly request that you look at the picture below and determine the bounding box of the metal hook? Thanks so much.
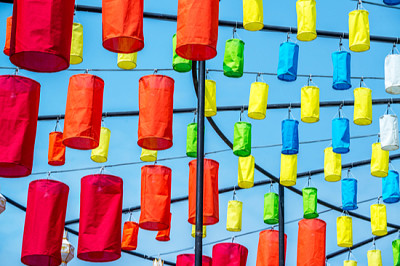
[360,77,364,88]
[269,179,273,192]
[231,236,235,243]
[84,69,89,74]
[47,171,51,179]
[307,172,312,187]
[288,104,292,119]
[14,67,19,75]
[307,74,312,86]
[206,69,209,79]
[377,196,382,204]
[129,209,133,221]
[233,186,237,200]
[372,237,376,249]
[54,116,61,131]
[153,69,158,75]
[347,168,351,178]
[239,106,244,121]
[338,103,343,118]
[100,166,105,174]
[256,72,261,82]
[339,36,343,51]
[393,42,397,54]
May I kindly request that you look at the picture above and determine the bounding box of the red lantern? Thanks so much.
[63,74,104,150]
[3,16,11,56]
[156,213,172,241]
[188,159,219,225]
[121,221,139,251]
[297,219,326,266]
[256,229,287,266]
[212,243,248,266]
[102,0,144,53]
[0,75,40,178]
[176,254,212,266]
[21,180,69,266]
[10,0,75,72]
[78,174,123,262]
[176,0,219,61]
[138,75,174,150]
[48,132,66,166]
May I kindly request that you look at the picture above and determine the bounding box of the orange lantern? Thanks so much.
[48,131,66,166]
[156,213,172,241]
[297,219,326,266]
[256,229,287,266]
[3,16,11,56]
[121,221,139,251]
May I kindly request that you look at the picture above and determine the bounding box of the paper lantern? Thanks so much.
[121,221,139,251]
[332,51,352,90]
[186,123,197,158]
[156,213,172,241]
[370,204,387,236]
[140,165,172,231]
[280,154,297,186]
[3,16,11,56]
[205,80,217,117]
[188,159,219,225]
[70,23,83,65]
[21,180,69,266]
[380,114,399,151]
[48,132,66,166]
[172,34,191,73]
[61,230,75,265]
[63,74,104,150]
[385,54,400,94]
[297,219,326,266]
[233,122,252,157]
[226,200,242,232]
[0,75,40,177]
[191,225,207,238]
[117,53,137,70]
[212,243,248,265]
[243,0,263,31]
[332,118,350,154]
[102,0,144,53]
[342,178,358,210]
[301,86,319,123]
[281,119,299,155]
[138,75,174,150]
[370,142,389,177]
[302,187,318,219]
[264,192,279,225]
[0,193,5,214]
[91,127,111,163]
[382,170,400,203]
[248,82,269,120]
[256,230,287,266]
[78,174,123,262]
[344,260,357,266]
[349,9,370,52]
[324,147,342,182]
[176,254,212,266]
[384,0,400,4]
[223,39,245,78]
[238,155,255,189]
[296,0,317,42]
[277,41,299,82]
[140,148,158,162]
[353,87,372,125]
[336,216,353,248]
[367,250,382,266]
[392,239,400,266]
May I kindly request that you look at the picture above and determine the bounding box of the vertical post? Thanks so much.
[195,60,206,266]
[279,184,285,266]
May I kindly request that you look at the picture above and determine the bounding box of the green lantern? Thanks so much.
[393,239,400,266]
[233,122,252,157]
[223,39,245,78]
[172,34,192,73]
[302,187,319,219]
[186,123,197,157]
[264,192,279,224]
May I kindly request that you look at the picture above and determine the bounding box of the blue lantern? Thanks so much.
[383,0,400,5]
[332,51,351,90]
[277,42,299,82]
[332,118,350,154]
[342,178,358,210]
[281,119,299,155]
[382,170,400,203]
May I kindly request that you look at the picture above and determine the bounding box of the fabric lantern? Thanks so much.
[78,174,123,262]
[297,219,326,266]
[353,86,372,125]
[212,243,248,265]
[238,155,255,189]
[301,86,319,123]
[348,9,370,52]
[191,225,207,238]
[392,239,400,266]
[385,54,400,94]
[324,147,342,182]
[280,154,297,186]
[156,213,172,241]
[382,170,400,203]
[205,80,217,117]
[61,230,75,265]
[332,118,350,154]
[344,260,357,266]
[384,0,400,4]
[380,114,399,151]
[367,250,382,266]
[63,74,104,150]
[188,159,219,225]
[139,165,172,231]
[176,0,219,61]
[281,119,299,155]
[3,16,11,56]
[332,51,352,90]
[121,221,139,251]
[302,187,318,219]
[70,23,83,65]
[102,0,144,53]
[248,82,268,120]
[186,123,197,158]
[226,200,242,232]
[0,192,5,215]
[172,34,192,73]
[370,142,389,177]
[223,39,245,78]
[48,132,66,166]
[256,230,287,266]
[91,127,111,163]
[370,204,387,236]
[243,0,263,31]
[264,192,279,225]
[296,0,317,42]
[277,41,299,82]
[176,254,212,266]
[138,75,174,150]
[21,180,69,266]
[342,178,358,210]
[233,122,252,157]
[336,216,353,247]
[117,53,137,70]
[0,75,40,177]
[140,148,157,162]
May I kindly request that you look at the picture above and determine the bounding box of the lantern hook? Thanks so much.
[239,106,244,121]
[307,172,311,187]
[54,116,61,131]
[269,179,273,192]
[100,166,105,174]
[338,102,344,118]
[84,69,89,74]
[339,36,343,51]
[347,168,351,178]
[206,69,209,79]
[232,186,237,200]
[192,109,197,123]
[288,103,292,119]
[231,236,235,243]
[153,69,158,75]
[232,27,237,39]
[392,42,397,54]
[129,209,133,221]
[256,72,261,82]
[377,196,382,204]
[307,75,312,86]
[397,229,400,239]
[357,0,363,10]
[360,77,364,87]
[372,237,376,249]
[14,67,19,75]
[47,171,51,179]
[347,248,352,261]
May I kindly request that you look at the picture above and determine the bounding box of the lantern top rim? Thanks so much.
[188,158,219,167]
[0,74,41,88]
[139,74,175,84]
[70,73,104,84]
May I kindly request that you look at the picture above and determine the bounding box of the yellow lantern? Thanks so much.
[238,155,255,189]
[91,127,111,163]
[353,87,372,125]
[248,82,269,120]
[349,9,370,52]
[140,148,158,162]
[370,204,387,236]
[370,143,389,178]
[367,250,382,266]
[344,260,357,266]
[117,53,138,70]
[296,0,317,42]
[280,154,297,186]
[61,230,75,265]
[336,216,353,248]
[324,147,342,182]
[70,23,83,65]
[191,225,206,238]
[243,0,263,31]
[226,200,243,232]
[205,79,217,117]
[301,86,320,123]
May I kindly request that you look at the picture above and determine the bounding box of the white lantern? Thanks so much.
[385,54,400,95]
[61,230,75,265]
[380,114,399,151]
[0,193,5,214]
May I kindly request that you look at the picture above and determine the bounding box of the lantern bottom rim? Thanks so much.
[248,112,266,120]
[349,44,370,53]
[205,110,217,117]
[63,136,99,150]
[139,221,169,231]
[122,246,137,251]
[333,82,352,90]
[0,162,32,178]
[338,242,353,248]
[371,170,388,178]
[48,160,66,166]
[77,251,121,262]
[303,213,319,219]
[118,61,137,70]
[243,21,264,31]
[103,37,144,54]
[188,216,219,226]
[138,137,173,151]
[264,219,279,225]
[223,70,244,78]
[278,73,297,82]
[383,196,400,203]
[332,147,350,154]
[238,181,254,189]
[281,149,299,155]
[385,86,400,95]
[354,118,372,126]
[372,230,388,236]
[226,227,242,232]
[10,51,69,73]
[3,48,10,56]
[21,254,61,266]
[176,44,217,61]
[91,155,108,163]
[233,150,251,157]
[342,205,358,211]
[186,152,197,158]
[296,32,317,42]
[381,144,399,151]
[280,180,296,187]
[301,116,319,123]
[70,55,83,65]
[324,175,341,182]
[156,236,170,242]
[140,155,157,162]
[173,63,192,73]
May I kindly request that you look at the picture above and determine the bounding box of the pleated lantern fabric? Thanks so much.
[226,200,242,232]
[367,250,382,266]
[353,87,372,125]
[371,142,389,177]
[78,174,123,262]
[264,192,279,225]
[238,155,255,189]
[342,178,358,210]
[21,180,69,266]
[186,123,197,158]
[191,225,207,238]
[102,0,144,53]
[140,165,172,231]
[3,16,11,56]
[382,170,400,203]
[296,0,317,42]
[332,51,352,90]
[121,221,139,251]
[205,80,217,117]
[243,0,263,31]
[172,34,191,73]
[324,147,342,182]
[297,219,326,266]
[70,23,83,65]
[349,9,370,52]
[384,0,400,4]
[385,54,400,94]
[176,0,219,61]
[176,254,212,266]
[223,39,245,78]
[301,86,320,123]
[256,230,287,266]
[90,127,111,163]
[281,119,299,155]
[233,122,252,157]
[370,204,387,236]
[277,41,299,82]
[48,132,66,166]
[212,243,248,266]
[392,239,400,266]
[380,114,399,151]
[188,159,219,225]
[336,216,353,248]
[344,260,357,266]
[248,82,269,120]
[332,118,350,154]
[280,154,297,186]
[302,187,318,219]
[0,75,40,177]
[156,213,172,241]
[140,148,157,162]
[138,75,174,150]
[117,53,137,70]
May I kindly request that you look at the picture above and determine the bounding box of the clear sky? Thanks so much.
[0,0,400,265]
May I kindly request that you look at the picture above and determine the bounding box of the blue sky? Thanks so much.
[0,0,400,265]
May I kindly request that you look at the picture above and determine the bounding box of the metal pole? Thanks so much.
[279,184,285,266]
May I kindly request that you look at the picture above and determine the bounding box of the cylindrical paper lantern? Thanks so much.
[176,254,212,266]
[392,239,400,266]
[91,127,111,163]
[117,53,137,70]
[385,54,400,94]
[223,39,245,78]
[296,0,317,42]
[281,119,299,155]
[172,34,191,73]
[140,165,171,231]
[248,82,268,120]
[121,221,139,251]
[186,123,197,158]
[205,80,217,117]
[3,16,11,56]
[349,9,370,52]
[280,154,297,186]
[233,122,252,157]
[324,147,342,182]
[212,243,248,265]
[243,0,263,31]
[342,178,358,210]
[238,155,255,189]
[332,51,352,90]
[367,250,382,266]
[336,216,353,247]
[156,213,172,242]
[70,23,83,65]
[332,118,350,154]
[102,0,144,53]
[370,204,387,236]
[301,86,319,123]
[48,132,66,166]
[277,41,299,82]
[0,75,40,177]
[256,230,287,266]
[188,159,219,225]
[297,219,326,266]
[63,74,104,150]
[384,0,400,5]
[226,200,242,232]
[382,170,400,203]
[302,187,318,219]
[140,148,157,162]
[380,114,399,151]
[344,260,357,266]
[371,142,389,177]
[138,75,174,150]
[191,225,207,238]
[78,174,123,262]
[264,192,279,225]
[353,87,372,125]
[21,180,69,266]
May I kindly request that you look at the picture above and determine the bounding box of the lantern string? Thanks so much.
[350,0,400,10]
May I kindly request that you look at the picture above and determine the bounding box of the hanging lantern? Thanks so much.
[3,16,11,56]
[63,74,104,150]
[188,159,219,225]
[297,219,326,266]
[176,254,212,266]
[264,192,279,225]
[336,216,353,248]
[70,23,83,65]
[302,187,318,219]
[238,155,255,189]
[21,180,69,266]
[392,239,400,266]
[121,221,139,251]
[102,0,144,53]
[277,41,299,82]
[172,34,191,73]
[370,203,387,236]
[353,86,372,125]
[296,0,317,42]
[176,0,219,61]
[212,243,248,265]
[91,127,111,163]
[186,123,197,158]
[0,75,40,177]
[385,54,400,94]
[371,142,389,177]
[256,230,287,266]
[348,8,370,52]
[248,81,269,120]
[281,119,299,155]
[117,53,137,70]
[139,165,172,231]
[226,200,242,232]
[301,86,320,123]
[191,225,207,238]
[0,192,5,214]
[384,0,400,4]
[223,39,245,78]
[140,148,157,162]
[10,0,75,72]
[243,0,263,31]
[382,170,400,203]
[344,260,357,266]
[138,75,174,150]
[61,230,75,266]
[332,118,350,154]
[205,80,217,117]
[280,154,297,186]
[380,114,399,151]
[78,174,123,262]
[367,250,382,266]
[233,122,252,157]
[332,51,352,90]
[156,213,172,241]
[342,177,358,210]
[324,147,342,182]
[48,132,66,166]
